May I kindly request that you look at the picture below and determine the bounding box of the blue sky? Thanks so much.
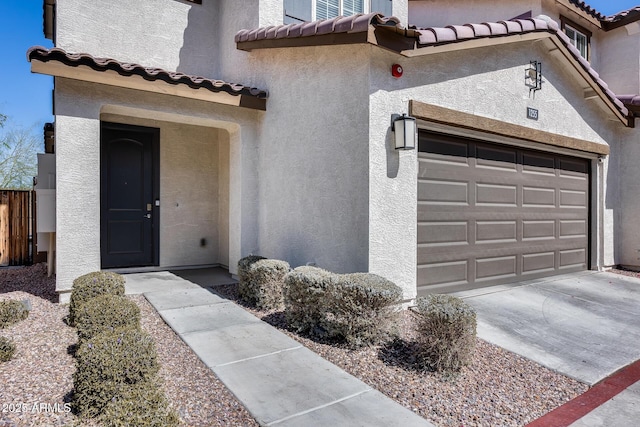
[0,0,638,129]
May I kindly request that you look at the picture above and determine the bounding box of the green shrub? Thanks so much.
[100,379,180,427]
[0,300,29,328]
[414,294,477,372]
[75,295,141,342]
[73,326,159,418]
[238,258,290,310]
[284,266,335,337]
[329,273,402,347]
[69,271,125,326]
[284,268,402,347]
[0,336,16,362]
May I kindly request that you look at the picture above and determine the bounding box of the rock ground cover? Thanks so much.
[0,264,257,427]
[214,283,588,427]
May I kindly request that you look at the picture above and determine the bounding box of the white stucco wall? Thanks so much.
[246,44,371,274]
[53,78,261,300]
[613,125,640,269]
[598,26,640,95]
[409,0,541,28]
[55,0,219,77]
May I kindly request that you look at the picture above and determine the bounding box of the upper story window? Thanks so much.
[316,0,364,20]
[285,0,392,24]
[560,16,591,61]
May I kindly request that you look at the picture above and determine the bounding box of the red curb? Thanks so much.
[526,359,640,427]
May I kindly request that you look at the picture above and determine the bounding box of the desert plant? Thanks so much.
[414,294,477,372]
[74,294,141,342]
[284,268,402,347]
[328,273,402,347]
[100,379,179,427]
[0,300,29,328]
[73,326,159,418]
[238,258,290,310]
[283,266,335,337]
[68,271,125,326]
[0,336,16,362]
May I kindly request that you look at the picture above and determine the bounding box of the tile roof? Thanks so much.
[601,6,640,30]
[567,0,606,20]
[236,13,628,120]
[235,13,403,43]
[27,46,269,100]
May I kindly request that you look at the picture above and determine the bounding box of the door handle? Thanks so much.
[144,214,151,219]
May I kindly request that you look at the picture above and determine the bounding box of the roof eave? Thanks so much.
[30,58,267,111]
[542,36,630,126]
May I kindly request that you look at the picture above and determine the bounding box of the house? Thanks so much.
[27,0,640,303]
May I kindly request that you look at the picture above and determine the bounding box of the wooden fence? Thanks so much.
[0,190,33,266]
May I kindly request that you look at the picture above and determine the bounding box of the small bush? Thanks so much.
[75,295,141,342]
[0,300,29,328]
[100,379,180,427]
[0,336,16,362]
[330,273,402,347]
[69,271,125,326]
[238,258,290,310]
[284,268,402,347]
[284,266,335,337]
[73,327,159,418]
[414,294,477,372]
[238,255,266,279]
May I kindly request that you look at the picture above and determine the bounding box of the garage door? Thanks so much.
[417,132,590,295]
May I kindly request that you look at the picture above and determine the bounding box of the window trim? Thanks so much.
[560,16,591,61]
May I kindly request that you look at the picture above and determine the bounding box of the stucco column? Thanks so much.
[55,115,102,302]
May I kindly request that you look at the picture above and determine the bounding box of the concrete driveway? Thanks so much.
[454,271,640,385]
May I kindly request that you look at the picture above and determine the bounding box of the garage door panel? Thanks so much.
[418,221,468,246]
[475,220,517,243]
[476,183,518,206]
[417,132,589,294]
[523,186,556,207]
[560,189,588,207]
[476,255,517,281]
[418,260,468,287]
[522,252,556,274]
[559,220,587,238]
[560,248,587,268]
[417,179,469,205]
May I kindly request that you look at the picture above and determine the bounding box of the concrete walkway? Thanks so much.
[125,271,431,427]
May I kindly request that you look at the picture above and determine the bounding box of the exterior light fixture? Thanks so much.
[391,113,417,150]
[525,61,542,95]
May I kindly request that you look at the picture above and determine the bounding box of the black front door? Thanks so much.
[101,122,159,268]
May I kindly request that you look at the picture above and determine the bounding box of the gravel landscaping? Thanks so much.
[1,264,602,426]
[0,264,257,427]
[212,284,589,427]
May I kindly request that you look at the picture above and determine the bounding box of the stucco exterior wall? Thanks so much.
[55,0,219,77]
[408,0,541,28]
[246,44,371,274]
[613,125,640,269]
[598,26,640,95]
[53,78,261,300]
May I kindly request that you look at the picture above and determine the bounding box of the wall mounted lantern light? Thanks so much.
[391,113,417,150]
[525,61,542,95]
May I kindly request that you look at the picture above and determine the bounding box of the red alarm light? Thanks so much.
[391,64,403,78]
